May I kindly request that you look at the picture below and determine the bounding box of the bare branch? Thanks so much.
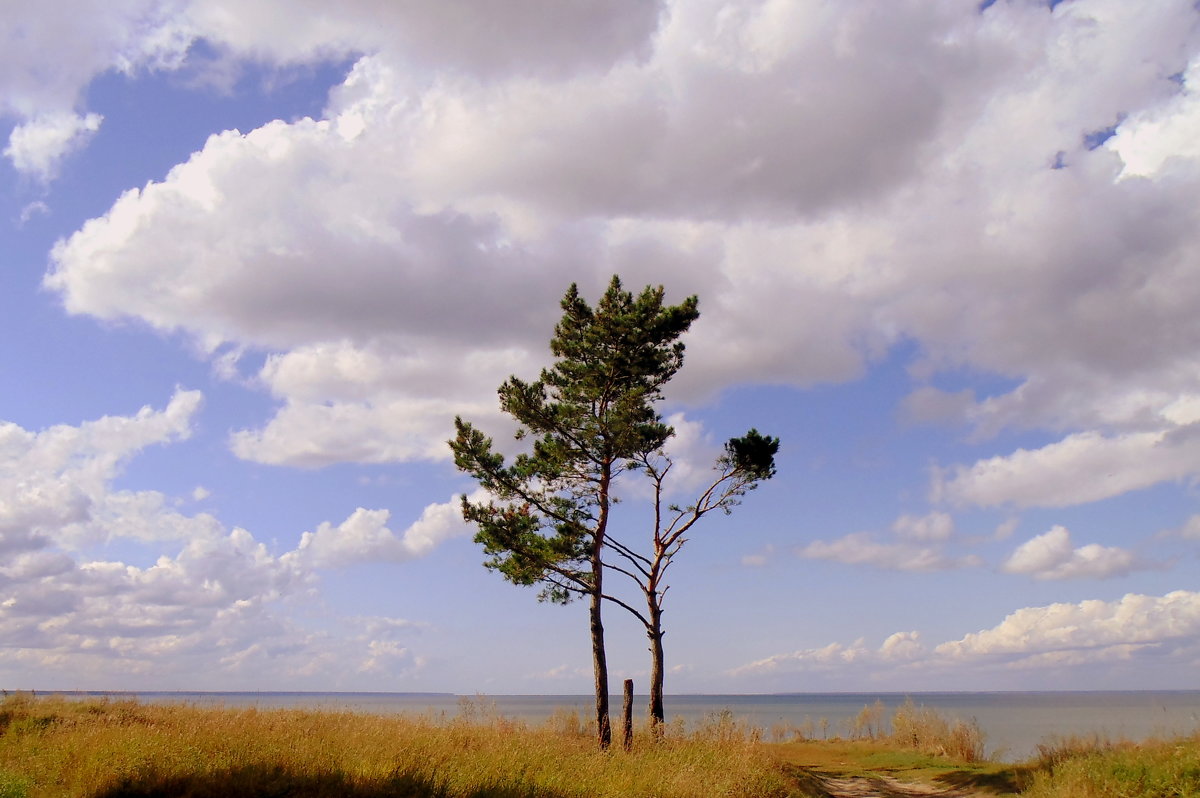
[600,558,650,589]
[599,593,651,627]
[604,535,653,571]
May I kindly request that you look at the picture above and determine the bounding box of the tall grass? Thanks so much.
[849,700,887,740]
[0,693,791,798]
[1021,732,1200,798]
[888,698,986,763]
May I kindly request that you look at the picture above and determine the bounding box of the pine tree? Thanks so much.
[450,275,698,749]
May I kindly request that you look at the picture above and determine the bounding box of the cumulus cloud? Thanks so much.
[0,388,202,553]
[184,0,664,78]
[287,494,473,569]
[935,591,1200,664]
[934,427,1200,509]
[1002,525,1147,580]
[5,111,103,180]
[734,591,1200,680]
[2,0,656,179]
[1111,57,1200,177]
[0,396,462,686]
[27,0,1200,507]
[1,0,189,116]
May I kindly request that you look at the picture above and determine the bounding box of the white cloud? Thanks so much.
[358,640,411,675]
[0,389,202,553]
[287,495,473,569]
[879,631,924,661]
[935,591,1200,664]
[185,0,663,78]
[28,0,1200,504]
[892,511,954,542]
[0,0,662,188]
[5,111,102,180]
[934,427,1200,509]
[1112,57,1200,177]
[1002,525,1145,580]
[230,400,459,468]
[0,396,463,687]
[732,633,925,677]
[226,342,534,467]
[731,640,872,677]
[733,591,1200,680]
[798,530,979,573]
[0,0,189,115]
[17,200,50,226]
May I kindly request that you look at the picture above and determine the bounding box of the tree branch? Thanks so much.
[599,592,651,628]
[601,558,650,589]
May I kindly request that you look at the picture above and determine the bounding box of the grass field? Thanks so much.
[0,692,1196,797]
[1018,733,1200,798]
[0,693,789,798]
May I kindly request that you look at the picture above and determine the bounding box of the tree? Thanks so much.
[450,276,699,749]
[615,428,778,732]
[450,275,778,745]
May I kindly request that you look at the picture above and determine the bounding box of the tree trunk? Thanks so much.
[647,601,665,735]
[590,589,611,749]
[591,479,612,750]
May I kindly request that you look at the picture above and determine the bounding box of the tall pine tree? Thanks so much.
[451,276,698,748]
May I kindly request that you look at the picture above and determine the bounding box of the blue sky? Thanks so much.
[2,0,1200,694]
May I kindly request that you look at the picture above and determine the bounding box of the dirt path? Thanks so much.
[804,772,990,797]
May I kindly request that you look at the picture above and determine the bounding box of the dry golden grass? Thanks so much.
[0,693,793,798]
[888,698,986,763]
[20,692,1190,797]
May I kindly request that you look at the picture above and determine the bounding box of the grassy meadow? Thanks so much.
[0,692,1196,797]
[0,693,789,798]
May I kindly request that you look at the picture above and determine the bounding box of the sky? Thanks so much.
[2,0,1200,696]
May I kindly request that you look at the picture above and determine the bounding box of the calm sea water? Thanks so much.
[47,690,1200,761]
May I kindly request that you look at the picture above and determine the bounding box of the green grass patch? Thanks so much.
[1020,734,1200,798]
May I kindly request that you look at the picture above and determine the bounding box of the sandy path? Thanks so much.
[811,773,988,797]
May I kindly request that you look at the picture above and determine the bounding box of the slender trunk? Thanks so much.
[592,468,612,750]
[590,585,611,749]
[646,539,667,735]
[647,600,665,735]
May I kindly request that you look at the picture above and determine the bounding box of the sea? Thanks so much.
[39,690,1200,762]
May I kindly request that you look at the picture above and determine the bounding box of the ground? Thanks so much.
[770,740,1026,797]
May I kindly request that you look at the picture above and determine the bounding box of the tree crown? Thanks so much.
[451,276,699,601]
